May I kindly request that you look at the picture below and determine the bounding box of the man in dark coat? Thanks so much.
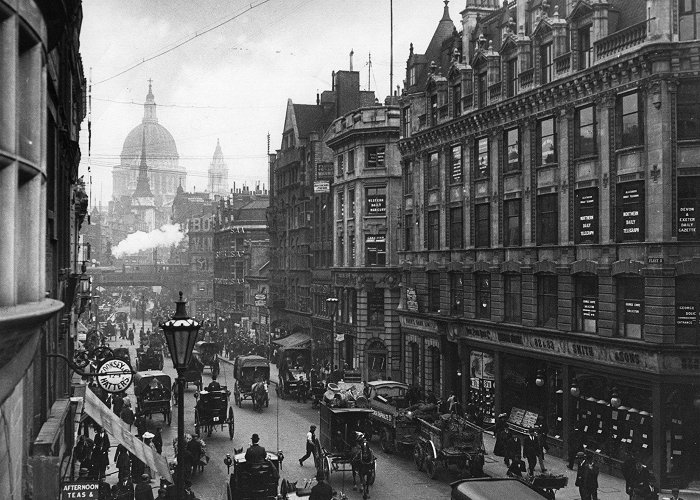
[493,413,508,459]
[503,428,521,467]
[585,455,600,500]
[112,477,135,500]
[112,392,125,416]
[134,474,154,500]
[522,427,541,477]
[245,433,267,463]
[114,444,131,480]
[568,425,584,469]
[310,470,333,500]
[575,453,592,500]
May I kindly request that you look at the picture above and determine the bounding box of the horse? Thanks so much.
[351,437,376,499]
[251,381,268,411]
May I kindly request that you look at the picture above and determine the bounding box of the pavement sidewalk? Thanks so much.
[480,430,630,500]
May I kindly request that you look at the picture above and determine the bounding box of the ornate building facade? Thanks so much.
[398,0,700,489]
[213,187,270,333]
[268,71,375,365]
[325,103,403,381]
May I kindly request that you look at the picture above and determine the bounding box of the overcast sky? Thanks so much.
[78,0,453,206]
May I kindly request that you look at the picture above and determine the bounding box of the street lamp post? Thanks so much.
[160,291,201,499]
[326,297,339,369]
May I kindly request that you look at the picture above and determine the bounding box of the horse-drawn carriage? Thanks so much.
[276,365,309,402]
[363,381,416,454]
[135,346,163,371]
[226,449,282,500]
[318,401,376,497]
[194,387,234,439]
[194,340,221,378]
[134,370,172,425]
[413,413,485,479]
[233,355,269,410]
[179,356,203,391]
[112,347,131,365]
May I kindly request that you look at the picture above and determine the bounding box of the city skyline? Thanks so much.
[78,0,444,206]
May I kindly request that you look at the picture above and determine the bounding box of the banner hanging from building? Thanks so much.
[83,389,172,483]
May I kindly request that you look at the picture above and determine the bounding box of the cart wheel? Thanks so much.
[228,407,234,440]
[413,444,424,471]
[426,458,437,479]
[380,428,394,454]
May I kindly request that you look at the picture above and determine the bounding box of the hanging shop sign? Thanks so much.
[314,180,330,193]
[451,144,463,184]
[95,358,133,394]
[405,287,419,313]
[451,323,659,372]
[61,482,100,499]
[316,162,334,180]
[676,304,697,327]
[367,194,386,215]
[254,293,267,307]
[620,184,644,241]
[582,298,597,319]
[575,188,598,244]
[679,204,697,236]
[399,315,438,333]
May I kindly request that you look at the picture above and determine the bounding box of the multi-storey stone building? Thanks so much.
[0,1,86,497]
[325,103,403,380]
[213,187,269,332]
[398,0,700,489]
[268,71,374,364]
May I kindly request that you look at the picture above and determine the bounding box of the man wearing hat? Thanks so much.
[299,425,318,467]
[575,452,591,500]
[134,473,154,500]
[245,433,267,463]
[310,469,333,500]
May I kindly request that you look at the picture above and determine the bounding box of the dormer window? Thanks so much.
[540,42,553,84]
[578,25,592,70]
[430,93,438,125]
[409,66,416,86]
[477,71,488,108]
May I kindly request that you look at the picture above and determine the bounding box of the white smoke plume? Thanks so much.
[112,224,185,258]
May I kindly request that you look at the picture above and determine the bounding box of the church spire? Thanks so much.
[143,79,158,124]
[133,127,154,198]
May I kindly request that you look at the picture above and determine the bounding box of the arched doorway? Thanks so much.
[366,339,387,381]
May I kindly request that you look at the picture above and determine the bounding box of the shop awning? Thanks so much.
[273,332,312,349]
[83,389,172,483]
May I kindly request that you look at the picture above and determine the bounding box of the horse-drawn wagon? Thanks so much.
[194,340,221,378]
[194,387,234,439]
[226,449,282,500]
[134,370,172,424]
[233,355,269,410]
[414,413,485,479]
[318,401,376,497]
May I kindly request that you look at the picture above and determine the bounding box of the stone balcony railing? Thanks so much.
[554,52,571,74]
[489,81,502,101]
[519,68,534,88]
[595,20,647,60]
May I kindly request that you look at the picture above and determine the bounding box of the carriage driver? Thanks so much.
[245,433,267,463]
[206,374,221,392]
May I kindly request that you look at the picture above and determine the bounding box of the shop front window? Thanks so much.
[410,342,420,386]
[616,276,644,339]
[468,351,496,426]
[367,288,384,326]
[663,386,700,487]
[575,274,598,333]
[366,339,387,382]
[570,373,653,465]
[428,346,441,395]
